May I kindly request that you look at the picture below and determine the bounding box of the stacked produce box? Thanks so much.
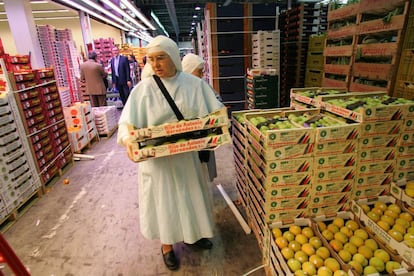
[245,68,279,109]
[323,1,359,89]
[93,37,115,65]
[324,0,411,94]
[350,0,411,92]
[231,110,253,208]
[279,2,328,106]
[393,1,414,99]
[127,107,230,162]
[92,106,118,138]
[232,86,414,275]
[64,101,97,153]
[305,35,325,87]
[251,30,280,72]
[36,25,81,100]
[0,53,72,193]
[0,82,40,222]
[244,109,315,255]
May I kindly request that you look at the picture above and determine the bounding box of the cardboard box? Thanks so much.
[351,196,414,266]
[289,87,348,107]
[359,135,400,148]
[399,131,414,145]
[245,110,315,146]
[314,140,357,155]
[390,181,414,208]
[130,133,231,162]
[247,146,313,174]
[130,108,229,142]
[360,120,403,136]
[358,147,397,162]
[320,92,412,122]
[355,173,393,186]
[353,185,389,199]
[312,211,412,275]
[247,134,314,160]
[357,160,395,175]
[314,167,356,183]
[314,153,356,169]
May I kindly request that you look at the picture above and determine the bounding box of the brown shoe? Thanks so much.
[161,247,179,270]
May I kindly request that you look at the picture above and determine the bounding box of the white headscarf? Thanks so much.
[140,63,153,79]
[145,35,182,75]
[182,53,205,74]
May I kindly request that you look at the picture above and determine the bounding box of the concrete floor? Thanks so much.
[2,120,266,275]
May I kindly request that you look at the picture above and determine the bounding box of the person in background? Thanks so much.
[110,46,131,106]
[80,51,108,107]
[128,54,140,87]
[117,35,224,271]
[182,53,219,182]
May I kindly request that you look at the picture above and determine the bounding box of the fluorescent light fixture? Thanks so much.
[32,9,69,13]
[80,0,138,31]
[150,10,168,37]
[120,0,155,30]
[35,16,79,20]
[58,0,129,31]
[101,0,146,30]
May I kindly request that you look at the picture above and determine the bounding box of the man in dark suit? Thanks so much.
[110,46,131,106]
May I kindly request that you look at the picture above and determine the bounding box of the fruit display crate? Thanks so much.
[351,196,414,266]
[268,217,355,276]
[312,211,412,275]
[244,110,316,147]
[319,92,414,122]
[390,180,414,209]
[127,108,231,162]
[128,107,229,142]
[290,87,348,107]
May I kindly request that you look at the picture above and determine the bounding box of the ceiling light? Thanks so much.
[35,16,79,20]
[195,6,201,11]
[57,0,129,31]
[193,14,197,18]
[32,9,69,13]
[80,0,138,31]
[120,0,156,30]
[151,11,168,37]
[100,0,146,30]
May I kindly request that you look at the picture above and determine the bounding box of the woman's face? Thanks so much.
[192,66,204,79]
[147,51,176,78]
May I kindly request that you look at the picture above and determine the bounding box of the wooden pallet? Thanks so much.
[98,126,118,139]
[73,134,99,154]
[0,188,42,233]
[42,158,74,192]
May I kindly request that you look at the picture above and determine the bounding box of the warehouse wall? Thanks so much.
[0,18,122,56]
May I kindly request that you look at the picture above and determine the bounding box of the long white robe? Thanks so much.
[117,72,224,244]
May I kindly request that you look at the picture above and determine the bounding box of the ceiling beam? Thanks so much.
[164,0,179,41]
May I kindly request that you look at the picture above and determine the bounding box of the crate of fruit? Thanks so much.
[245,110,316,147]
[128,107,229,142]
[269,217,351,276]
[351,196,414,266]
[290,87,348,107]
[320,92,414,122]
[312,211,412,275]
[129,127,230,162]
[287,109,361,143]
[390,180,414,209]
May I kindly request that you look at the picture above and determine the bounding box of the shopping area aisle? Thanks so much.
[2,122,265,275]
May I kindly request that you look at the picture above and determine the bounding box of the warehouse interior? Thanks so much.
[1,0,414,275]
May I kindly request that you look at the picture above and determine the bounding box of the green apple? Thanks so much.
[385,261,401,273]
